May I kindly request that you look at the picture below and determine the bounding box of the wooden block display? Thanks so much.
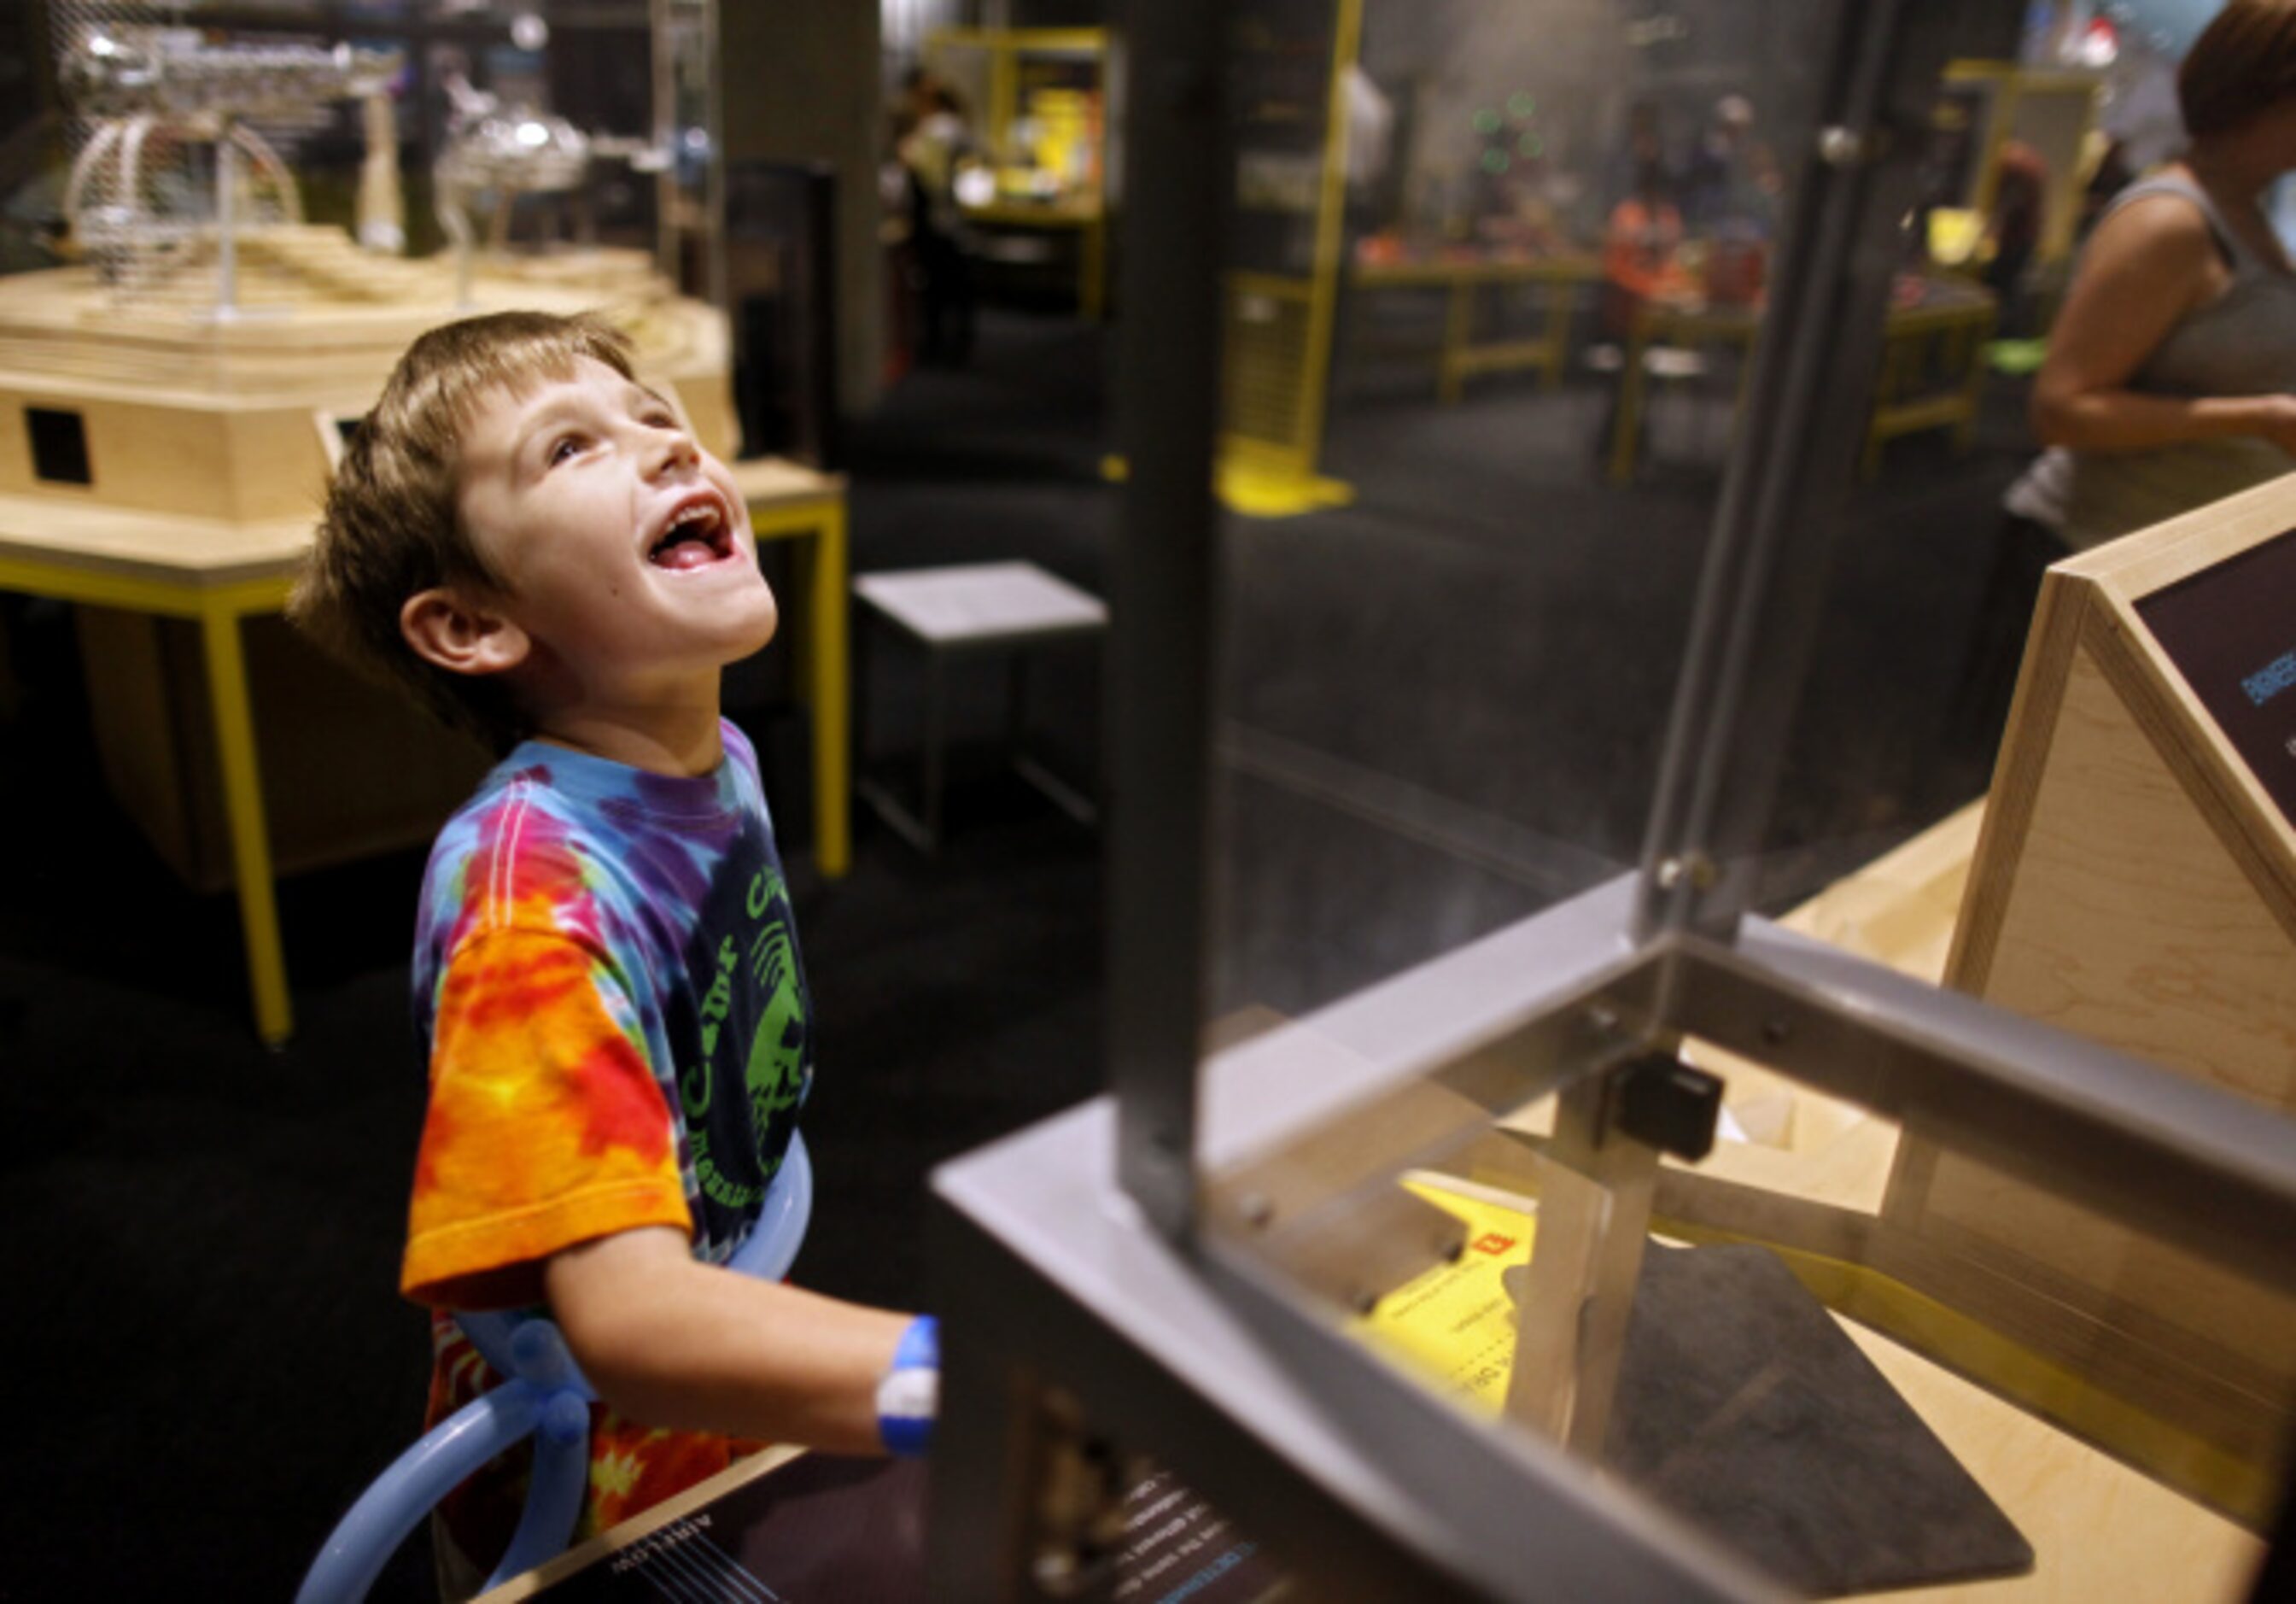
[1896,471,2296,1521]
[0,390,337,522]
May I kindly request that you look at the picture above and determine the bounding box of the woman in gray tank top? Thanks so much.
[2033,0,2296,550]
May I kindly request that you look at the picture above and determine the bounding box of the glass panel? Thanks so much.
[1189,1,2293,1598]
[919,26,1110,320]
[1204,0,1845,1025]
[15,3,690,308]
[1325,1042,2292,1600]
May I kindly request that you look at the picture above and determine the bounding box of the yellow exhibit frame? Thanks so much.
[0,553,297,1044]
[923,26,1113,320]
[1214,0,1364,518]
[1940,59,2105,266]
[1348,255,1606,406]
[737,480,852,882]
[0,469,847,1050]
[1607,284,1997,483]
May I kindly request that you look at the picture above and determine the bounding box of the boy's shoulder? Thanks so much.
[418,756,606,945]
[418,721,767,938]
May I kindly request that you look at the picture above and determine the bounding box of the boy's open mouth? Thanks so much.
[647,495,734,571]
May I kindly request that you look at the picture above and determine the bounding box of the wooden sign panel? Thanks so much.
[1947,472,2296,1108]
[1904,471,2296,1523]
[2134,524,2296,828]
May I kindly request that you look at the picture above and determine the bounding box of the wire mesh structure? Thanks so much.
[47,2,400,313]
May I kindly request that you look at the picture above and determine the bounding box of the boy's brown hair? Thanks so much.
[2179,0,2296,139]
[289,309,639,752]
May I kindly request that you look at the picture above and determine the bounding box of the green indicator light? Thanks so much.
[1471,108,1502,136]
[1481,149,1510,174]
[1507,92,1535,119]
[1518,132,1544,158]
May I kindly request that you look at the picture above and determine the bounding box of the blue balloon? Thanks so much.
[487,1395,591,1590]
[298,1133,814,1602]
[296,1387,540,1604]
[731,1131,813,1283]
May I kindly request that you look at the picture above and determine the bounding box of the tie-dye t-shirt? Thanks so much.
[401,719,812,1560]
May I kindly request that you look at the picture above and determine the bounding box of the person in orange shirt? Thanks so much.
[1602,156,1687,337]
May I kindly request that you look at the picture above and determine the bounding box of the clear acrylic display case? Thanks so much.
[18,1,722,309]
[927,3,2296,1599]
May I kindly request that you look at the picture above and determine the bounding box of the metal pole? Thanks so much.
[703,0,727,316]
[214,115,238,314]
[651,0,677,284]
[1107,0,1231,1238]
[1632,0,2018,945]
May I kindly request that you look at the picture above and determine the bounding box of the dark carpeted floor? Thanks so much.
[0,303,2030,1596]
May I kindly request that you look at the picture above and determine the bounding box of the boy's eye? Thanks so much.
[548,434,585,465]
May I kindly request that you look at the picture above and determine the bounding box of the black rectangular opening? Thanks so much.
[26,407,91,485]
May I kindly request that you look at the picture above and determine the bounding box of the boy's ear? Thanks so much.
[400,586,529,678]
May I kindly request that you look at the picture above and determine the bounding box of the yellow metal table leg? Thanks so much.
[1608,316,1651,484]
[809,501,851,878]
[1082,216,1107,322]
[199,602,292,1045]
[1540,280,1572,393]
[1864,333,1907,478]
[1439,279,1472,405]
[1955,313,1995,452]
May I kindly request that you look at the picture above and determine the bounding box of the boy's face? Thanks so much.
[450,357,775,704]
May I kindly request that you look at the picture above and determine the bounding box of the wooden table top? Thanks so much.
[0,491,313,588]
[725,455,846,506]
[961,196,1103,227]
[1352,251,1604,288]
[0,458,843,591]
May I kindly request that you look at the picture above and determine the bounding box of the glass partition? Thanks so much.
[1206,0,1850,1020]
[1159,2,2294,1598]
[20,2,716,307]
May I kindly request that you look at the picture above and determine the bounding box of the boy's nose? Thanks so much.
[643,425,701,477]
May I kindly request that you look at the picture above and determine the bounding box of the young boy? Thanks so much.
[292,311,933,1583]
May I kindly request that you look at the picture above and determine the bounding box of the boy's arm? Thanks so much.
[544,1226,912,1455]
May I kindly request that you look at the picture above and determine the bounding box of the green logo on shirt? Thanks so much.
[687,867,805,1211]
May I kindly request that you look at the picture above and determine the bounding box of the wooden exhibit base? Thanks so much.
[0,237,815,1040]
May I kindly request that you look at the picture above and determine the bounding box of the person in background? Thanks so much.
[2077,133,2136,240]
[2031,0,2296,550]
[1606,100,1675,218]
[1682,93,1758,231]
[1958,0,2296,760]
[902,84,979,366]
[1981,140,2048,334]
[880,102,923,381]
[897,62,939,131]
[1601,153,1686,338]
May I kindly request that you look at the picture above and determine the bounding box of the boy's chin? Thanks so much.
[697,584,777,653]
[721,613,780,664]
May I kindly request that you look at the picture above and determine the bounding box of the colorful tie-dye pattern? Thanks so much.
[400,720,811,1566]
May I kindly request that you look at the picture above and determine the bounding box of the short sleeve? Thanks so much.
[402,927,692,1311]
